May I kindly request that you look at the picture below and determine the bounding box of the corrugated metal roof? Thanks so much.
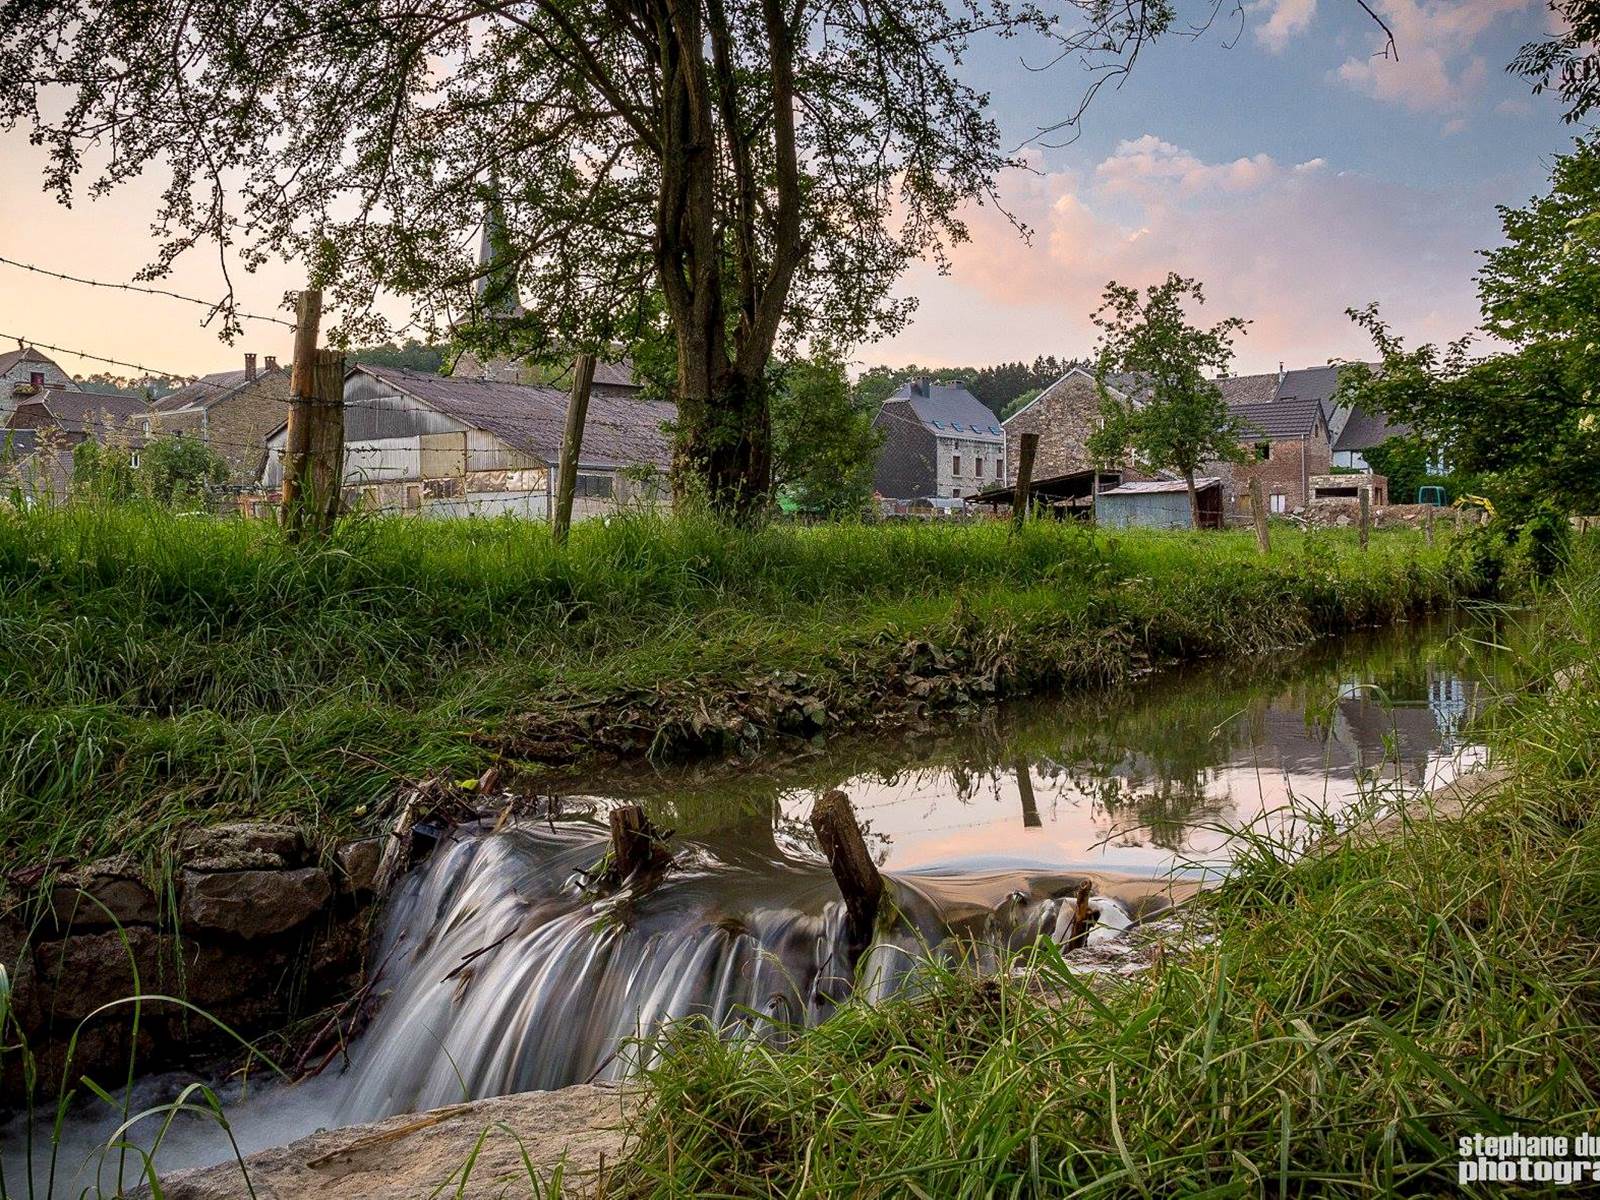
[1099,476,1221,495]
[354,363,674,471]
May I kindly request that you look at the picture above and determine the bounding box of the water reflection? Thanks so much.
[557,613,1507,882]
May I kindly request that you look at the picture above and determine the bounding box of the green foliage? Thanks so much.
[1511,0,1600,123]
[1084,273,1249,519]
[73,437,229,507]
[1000,386,1042,419]
[770,352,883,517]
[1341,138,1600,521]
[1362,434,1466,506]
[346,340,448,375]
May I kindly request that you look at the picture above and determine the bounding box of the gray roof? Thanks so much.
[1,428,38,459]
[1099,476,1221,496]
[1333,404,1406,453]
[1230,396,1325,440]
[1275,365,1348,410]
[890,381,1004,439]
[353,363,674,471]
[13,390,147,438]
[152,368,278,413]
[0,346,58,376]
[1215,373,1280,407]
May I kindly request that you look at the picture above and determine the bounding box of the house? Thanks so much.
[871,379,1005,503]
[1096,477,1224,530]
[1219,396,1332,514]
[1001,367,1145,486]
[259,363,674,520]
[2,345,79,421]
[145,353,291,483]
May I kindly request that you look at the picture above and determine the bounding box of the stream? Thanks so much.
[1,612,1511,1195]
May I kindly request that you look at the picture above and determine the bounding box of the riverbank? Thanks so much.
[0,505,1469,873]
[607,548,1600,1196]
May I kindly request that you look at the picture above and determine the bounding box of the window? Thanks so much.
[975,458,984,479]
[574,473,616,499]
[1269,493,1288,514]
[129,451,140,469]
[1254,441,1271,461]
[951,487,962,498]
[952,454,962,476]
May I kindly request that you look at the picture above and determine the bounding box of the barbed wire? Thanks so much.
[0,256,297,329]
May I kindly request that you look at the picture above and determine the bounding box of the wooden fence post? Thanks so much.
[1424,504,1435,546]
[1249,477,1270,555]
[1359,484,1371,551]
[552,353,597,544]
[305,348,345,533]
[281,288,322,540]
[1016,761,1041,828]
[810,789,883,948]
[1012,431,1039,529]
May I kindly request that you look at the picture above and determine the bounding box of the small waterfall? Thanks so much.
[332,820,1141,1125]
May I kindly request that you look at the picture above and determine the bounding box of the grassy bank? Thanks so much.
[0,504,1465,868]
[610,548,1600,1197]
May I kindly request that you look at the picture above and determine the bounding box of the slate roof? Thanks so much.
[0,346,57,376]
[353,363,674,471]
[11,391,147,439]
[1214,373,1280,407]
[1230,396,1326,440]
[1274,365,1348,411]
[890,381,1004,439]
[1332,404,1404,453]
[151,369,263,413]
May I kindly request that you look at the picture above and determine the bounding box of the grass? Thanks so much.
[604,542,1600,1197]
[0,502,1468,870]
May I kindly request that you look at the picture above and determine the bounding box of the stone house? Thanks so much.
[2,344,147,500]
[1000,367,1154,486]
[145,353,291,483]
[1,345,78,420]
[259,363,674,521]
[871,379,1005,502]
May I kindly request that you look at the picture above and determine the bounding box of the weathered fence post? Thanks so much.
[810,789,883,947]
[1249,477,1270,555]
[305,348,345,530]
[1358,484,1371,550]
[552,353,597,544]
[281,288,324,541]
[1424,504,1435,546]
[1012,431,1039,529]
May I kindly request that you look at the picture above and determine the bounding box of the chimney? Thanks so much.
[244,352,257,381]
[264,355,278,373]
[29,371,44,389]
[1277,361,1286,385]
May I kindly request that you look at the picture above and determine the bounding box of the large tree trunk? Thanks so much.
[1184,469,1201,531]
[672,360,773,521]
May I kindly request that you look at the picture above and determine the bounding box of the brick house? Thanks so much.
[145,353,291,483]
[871,379,1005,503]
[1213,396,1331,514]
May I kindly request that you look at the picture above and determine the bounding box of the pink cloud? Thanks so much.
[869,134,1492,374]
[1334,0,1537,112]
[1252,0,1318,53]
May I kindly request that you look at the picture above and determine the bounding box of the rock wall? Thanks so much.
[1,823,381,1108]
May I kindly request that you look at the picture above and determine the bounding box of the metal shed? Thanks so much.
[1095,477,1224,530]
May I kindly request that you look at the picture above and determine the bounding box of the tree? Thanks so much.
[1002,387,1043,419]
[771,352,883,517]
[1084,274,1250,529]
[73,435,230,506]
[349,341,449,375]
[1511,0,1600,124]
[1338,138,1600,519]
[851,357,1080,420]
[0,1,1201,523]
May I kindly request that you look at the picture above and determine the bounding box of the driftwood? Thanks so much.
[1065,880,1093,952]
[600,804,672,888]
[810,789,883,947]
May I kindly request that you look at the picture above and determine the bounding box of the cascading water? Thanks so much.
[332,818,1145,1125]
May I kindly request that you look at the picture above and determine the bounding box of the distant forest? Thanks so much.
[852,357,1086,420]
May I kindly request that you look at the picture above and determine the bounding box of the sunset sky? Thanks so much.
[0,0,1577,381]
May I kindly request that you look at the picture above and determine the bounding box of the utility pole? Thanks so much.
[1012,432,1039,529]
[282,289,345,540]
[552,353,597,544]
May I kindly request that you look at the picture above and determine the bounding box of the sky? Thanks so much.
[0,0,1581,381]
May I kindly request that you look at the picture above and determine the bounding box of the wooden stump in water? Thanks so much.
[1065,880,1093,951]
[810,789,883,947]
[606,804,671,886]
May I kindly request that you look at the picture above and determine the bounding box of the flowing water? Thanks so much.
[1,612,1512,1193]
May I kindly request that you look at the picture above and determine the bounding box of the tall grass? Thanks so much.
[0,503,1462,867]
[605,541,1600,1197]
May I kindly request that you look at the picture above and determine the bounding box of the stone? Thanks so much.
[154,1084,638,1199]
[180,868,331,940]
[30,926,166,1022]
[182,822,307,872]
[333,839,382,896]
[48,857,160,931]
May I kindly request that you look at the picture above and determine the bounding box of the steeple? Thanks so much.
[476,183,521,317]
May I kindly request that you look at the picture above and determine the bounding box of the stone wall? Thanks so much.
[1,823,379,1107]
[154,371,292,483]
[1003,372,1100,485]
